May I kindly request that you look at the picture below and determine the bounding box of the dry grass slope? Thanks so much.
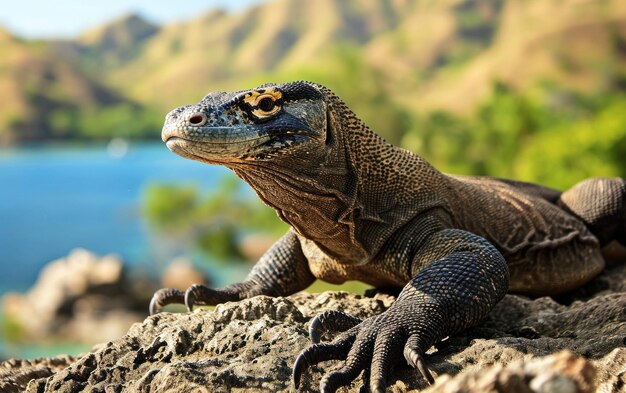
[1,0,625,143]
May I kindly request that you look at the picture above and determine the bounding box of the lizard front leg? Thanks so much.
[149,229,315,314]
[293,229,509,392]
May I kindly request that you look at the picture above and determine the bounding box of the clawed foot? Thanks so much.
[294,308,435,392]
[149,284,239,315]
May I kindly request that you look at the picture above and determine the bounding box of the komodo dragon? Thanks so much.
[149,81,626,393]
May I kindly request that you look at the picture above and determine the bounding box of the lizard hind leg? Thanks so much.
[558,177,626,247]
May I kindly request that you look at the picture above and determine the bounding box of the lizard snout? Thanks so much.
[161,106,209,142]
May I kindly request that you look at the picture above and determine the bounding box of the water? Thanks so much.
[0,141,268,360]
[0,142,243,293]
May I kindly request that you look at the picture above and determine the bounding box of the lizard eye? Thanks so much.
[243,88,283,118]
[252,94,280,117]
[258,97,275,112]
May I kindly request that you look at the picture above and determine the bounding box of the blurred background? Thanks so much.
[0,0,625,360]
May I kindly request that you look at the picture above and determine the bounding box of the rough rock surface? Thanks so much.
[4,263,626,393]
[0,357,74,393]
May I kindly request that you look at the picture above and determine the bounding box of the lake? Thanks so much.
[0,141,260,357]
[0,142,250,294]
[0,141,268,360]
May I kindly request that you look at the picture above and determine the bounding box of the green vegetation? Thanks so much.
[305,280,371,295]
[1,312,25,343]
[143,178,288,262]
[513,93,626,189]
[3,0,625,282]
[48,104,161,140]
[405,82,626,189]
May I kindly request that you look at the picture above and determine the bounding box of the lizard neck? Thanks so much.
[233,95,447,264]
[231,148,364,262]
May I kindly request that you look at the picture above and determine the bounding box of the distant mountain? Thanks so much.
[97,0,626,112]
[0,29,129,144]
[0,0,625,144]
[52,13,160,73]
[80,13,159,53]
[402,0,626,113]
[102,0,413,108]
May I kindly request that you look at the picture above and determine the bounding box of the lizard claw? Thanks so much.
[403,346,434,384]
[148,288,185,315]
[293,340,355,389]
[309,310,361,343]
[184,283,236,311]
[184,283,211,311]
[151,282,251,315]
[184,285,197,312]
[292,348,310,389]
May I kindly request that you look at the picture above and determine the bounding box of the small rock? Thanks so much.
[160,257,208,290]
[530,374,578,393]
[1,249,149,344]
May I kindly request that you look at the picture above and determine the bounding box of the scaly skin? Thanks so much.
[149,81,626,392]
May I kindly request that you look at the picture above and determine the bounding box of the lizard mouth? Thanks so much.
[162,125,277,163]
[164,135,270,146]
[161,126,269,144]
[162,122,318,164]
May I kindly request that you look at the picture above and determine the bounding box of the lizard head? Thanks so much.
[162,81,330,166]
[162,81,424,263]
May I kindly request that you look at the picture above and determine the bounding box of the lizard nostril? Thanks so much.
[188,113,207,126]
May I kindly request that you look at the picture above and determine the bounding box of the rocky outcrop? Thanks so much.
[1,249,151,344]
[3,263,626,393]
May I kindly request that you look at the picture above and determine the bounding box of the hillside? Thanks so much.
[0,16,169,145]
[0,29,131,144]
[87,0,626,114]
[0,0,625,163]
[106,0,413,107]
[52,13,160,74]
[407,0,626,113]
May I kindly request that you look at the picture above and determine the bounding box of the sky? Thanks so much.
[0,0,267,39]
